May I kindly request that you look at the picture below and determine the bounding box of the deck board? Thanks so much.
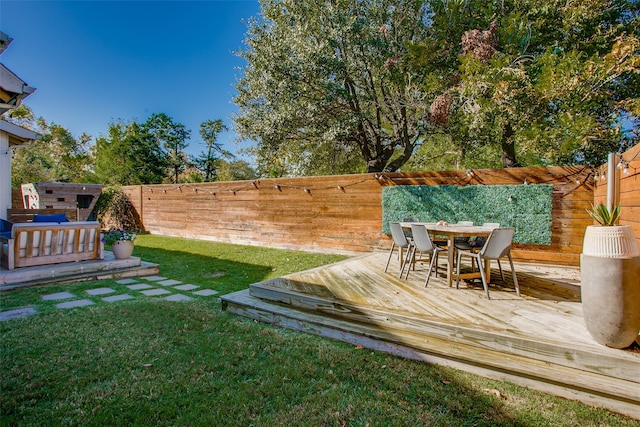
[222,252,640,419]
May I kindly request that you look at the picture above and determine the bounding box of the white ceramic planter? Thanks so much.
[581,225,640,348]
[582,225,639,258]
[111,240,134,259]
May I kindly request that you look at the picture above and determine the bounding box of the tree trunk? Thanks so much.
[501,121,520,168]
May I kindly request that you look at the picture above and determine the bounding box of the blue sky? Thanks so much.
[0,0,260,158]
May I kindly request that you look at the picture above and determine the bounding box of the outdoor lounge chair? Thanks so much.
[455,227,520,299]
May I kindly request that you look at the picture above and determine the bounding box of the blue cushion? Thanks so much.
[33,213,68,223]
[0,219,12,232]
[0,231,10,239]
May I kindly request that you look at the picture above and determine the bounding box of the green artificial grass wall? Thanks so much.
[382,184,553,245]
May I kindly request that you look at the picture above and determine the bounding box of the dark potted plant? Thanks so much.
[581,203,640,348]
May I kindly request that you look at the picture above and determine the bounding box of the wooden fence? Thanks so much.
[123,164,596,266]
[594,143,640,250]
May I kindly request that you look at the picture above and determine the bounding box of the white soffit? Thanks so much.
[0,119,41,146]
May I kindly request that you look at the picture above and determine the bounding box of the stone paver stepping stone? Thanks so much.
[86,287,116,296]
[174,284,199,291]
[57,299,94,309]
[158,279,182,286]
[103,294,135,302]
[142,275,167,281]
[127,283,154,290]
[42,291,75,301]
[192,289,219,297]
[0,307,38,321]
[116,278,139,285]
[141,288,171,296]
[165,294,193,302]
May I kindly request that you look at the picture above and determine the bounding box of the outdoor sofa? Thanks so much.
[0,217,103,270]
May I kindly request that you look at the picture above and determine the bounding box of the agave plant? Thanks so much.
[586,202,621,226]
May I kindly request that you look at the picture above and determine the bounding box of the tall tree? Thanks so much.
[144,113,191,183]
[192,119,229,181]
[93,120,167,185]
[411,0,639,168]
[6,105,95,186]
[235,0,432,175]
[216,159,257,181]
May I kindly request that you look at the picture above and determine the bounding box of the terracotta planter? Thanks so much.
[111,240,134,259]
[581,225,640,348]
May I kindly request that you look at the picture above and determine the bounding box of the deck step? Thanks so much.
[222,288,640,419]
[1,255,160,291]
[248,280,638,383]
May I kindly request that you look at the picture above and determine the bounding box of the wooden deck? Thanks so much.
[0,252,159,291]
[221,252,640,419]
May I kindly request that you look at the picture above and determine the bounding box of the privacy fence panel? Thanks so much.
[593,144,640,250]
[123,164,595,266]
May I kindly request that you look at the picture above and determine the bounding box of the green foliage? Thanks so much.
[94,186,143,231]
[8,106,197,187]
[235,0,432,174]
[192,119,229,181]
[235,0,638,174]
[7,106,95,187]
[415,0,639,168]
[93,119,169,185]
[216,159,258,181]
[101,229,137,244]
[382,184,553,244]
[586,202,622,226]
[144,113,191,184]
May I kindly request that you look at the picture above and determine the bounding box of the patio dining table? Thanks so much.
[400,222,497,287]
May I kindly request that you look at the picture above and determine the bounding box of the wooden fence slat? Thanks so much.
[120,153,640,267]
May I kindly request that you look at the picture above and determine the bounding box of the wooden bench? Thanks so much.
[0,221,103,270]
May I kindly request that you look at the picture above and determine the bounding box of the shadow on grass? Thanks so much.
[132,234,346,296]
[133,245,273,295]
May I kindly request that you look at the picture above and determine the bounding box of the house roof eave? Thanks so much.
[0,119,41,147]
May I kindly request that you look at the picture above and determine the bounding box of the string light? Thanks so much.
[142,166,597,198]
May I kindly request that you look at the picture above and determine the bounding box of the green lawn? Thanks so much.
[1,235,637,426]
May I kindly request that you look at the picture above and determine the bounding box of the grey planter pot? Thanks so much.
[581,225,640,349]
[111,240,134,259]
